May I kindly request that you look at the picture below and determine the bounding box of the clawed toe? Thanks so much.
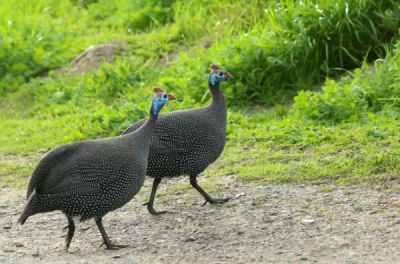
[149,208,169,215]
[112,244,128,248]
[202,197,231,206]
[214,198,231,203]
[100,242,129,250]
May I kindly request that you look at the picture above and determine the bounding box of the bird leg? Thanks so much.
[95,217,128,250]
[63,216,75,250]
[189,174,231,206]
[143,178,169,215]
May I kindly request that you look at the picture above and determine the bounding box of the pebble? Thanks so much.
[3,248,16,253]
[37,148,49,154]
[184,237,196,242]
[80,226,91,232]
[339,241,350,247]
[111,255,121,259]
[187,215,196,220]
[301,219,316,225]
[3,226,11,229]
[13,242,24,247]
[235,192,245,199]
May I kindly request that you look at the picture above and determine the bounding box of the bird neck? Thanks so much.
[125,108,157,146]
[208,80,226,110]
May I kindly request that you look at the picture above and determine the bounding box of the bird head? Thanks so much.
[209,63,233,86]
[151,87,177,117]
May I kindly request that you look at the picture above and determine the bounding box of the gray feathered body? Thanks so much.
[19,117,155,223]
[122,85,226,179]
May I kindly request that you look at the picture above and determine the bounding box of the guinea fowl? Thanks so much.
[18,87,176,250]
[122,64,232,215]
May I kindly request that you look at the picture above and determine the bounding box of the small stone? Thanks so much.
[184,237,196,242]
[235,192,245,199]
[300,257,308,261]
[80,226,91,232]
[237,231,245,235]
[32,252,40,257]
[111,255,121,259]
[301,219,315,225]
[3,248,16,253]
[13,242,24,248]
[37,148,49,154]
[339,241,350,247]
[0,204,8,208]
[3,226,11,230]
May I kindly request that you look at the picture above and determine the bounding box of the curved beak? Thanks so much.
[224,72,233,79]
[168,94,177,101]
[167,94,177,106]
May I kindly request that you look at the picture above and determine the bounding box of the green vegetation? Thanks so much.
[1,0,400,189]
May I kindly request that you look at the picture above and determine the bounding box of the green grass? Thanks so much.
[1,0,400,189]
[0,155,39,188]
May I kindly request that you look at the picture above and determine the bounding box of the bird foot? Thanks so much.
[202,197,231,206]
[99,241,129,250]
[144,202,169,215]
[148,208,169,215]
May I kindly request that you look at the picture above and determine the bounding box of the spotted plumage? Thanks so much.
[18,87,176,250]
[122,64,233,215]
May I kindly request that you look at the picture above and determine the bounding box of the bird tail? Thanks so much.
[18,189,38,225]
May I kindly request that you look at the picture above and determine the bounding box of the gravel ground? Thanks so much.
[1,175,400,264]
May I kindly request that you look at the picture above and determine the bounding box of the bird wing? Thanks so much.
[148,124,188,154]
[28,142,104,197]
[40,158,103,196]
[29,141,136,197]
[122,112,194,154]
[26,143,79,199]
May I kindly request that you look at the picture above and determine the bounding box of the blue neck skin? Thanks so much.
[151,96,166,117]
[209,72,225,86]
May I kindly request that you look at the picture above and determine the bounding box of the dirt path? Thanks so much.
[1,176,400,264]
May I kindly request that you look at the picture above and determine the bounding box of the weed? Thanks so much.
[319,186,333,192]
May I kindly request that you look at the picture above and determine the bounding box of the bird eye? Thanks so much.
[163,94,167,99]
[218,71,224,76]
